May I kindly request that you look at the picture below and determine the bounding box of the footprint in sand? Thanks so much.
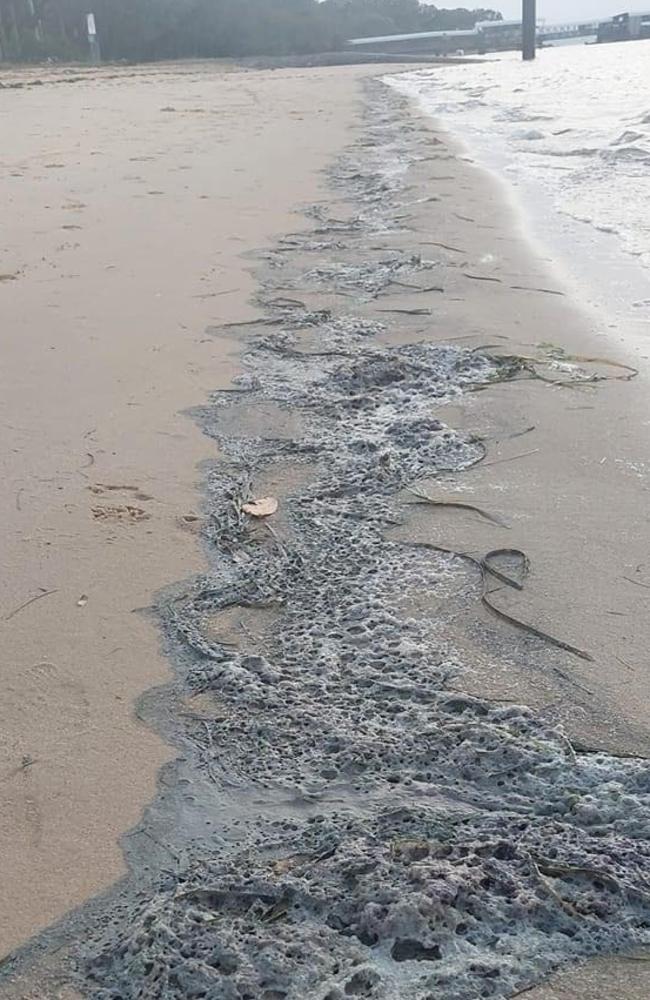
[91,504,151,522]
[89,483,154,522]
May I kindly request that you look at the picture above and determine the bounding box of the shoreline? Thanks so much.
[384,55,650,372]
[384,89,650,759]
[2,63,650,999]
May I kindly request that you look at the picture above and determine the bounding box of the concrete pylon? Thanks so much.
[523,0,536,60]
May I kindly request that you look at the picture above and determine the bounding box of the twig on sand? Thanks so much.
[192,288,240,299]
[623,575,650,590]
[553,666,594,695]
[264,296,306,310]
[4,588,58,621]
[445,333,502,342]
[464,272,502,283]
[404,485,508,528]
[511,284,564,296]
[220,318,281,330]
[526,853,580,918]
[507,425,536,440]
[480,448,540,469]
[238,619,261,644]
[264,521,289,559]
[138,828,181,864]
[1,755,38,783]
[508,986,537,999]
[535,856,650,905]
[388,280,444,293]
[420,240,467,254]
[376,307,432,316]
[570,740,650,761]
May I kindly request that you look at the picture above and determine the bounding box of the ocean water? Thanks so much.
[387,40,650,328]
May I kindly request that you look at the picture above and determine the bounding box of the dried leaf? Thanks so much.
[242,497,278,518]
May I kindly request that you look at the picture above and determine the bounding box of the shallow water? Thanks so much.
[388,40,650,331]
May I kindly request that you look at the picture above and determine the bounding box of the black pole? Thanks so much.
[522,0,536,60]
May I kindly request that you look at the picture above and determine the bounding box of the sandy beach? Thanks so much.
[0,60,373,958]
[2,57,650,1000]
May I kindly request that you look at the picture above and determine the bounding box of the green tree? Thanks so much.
[0,0,502,64]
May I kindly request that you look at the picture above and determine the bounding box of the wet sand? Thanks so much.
[390,117,650,757]
[2,59,650,999]
[0,60,378,958]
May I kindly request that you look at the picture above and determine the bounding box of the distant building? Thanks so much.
[475,19,523,51]
[597,10,650,42]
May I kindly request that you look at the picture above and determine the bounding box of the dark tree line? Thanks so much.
[0,0,502,62]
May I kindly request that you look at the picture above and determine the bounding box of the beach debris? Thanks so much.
[390,280,444,293]
[1,755,38,783]
[421,240,467,254]
[511,284,565,295]
[410,540,592,662]
[297,253,436,299]
[564,353,638,379]
[463,272,502,282]
[76,594,88,607]
[506,424,536,440]
[481,547,593,661]
[4,588,57,621]
[481,447,541,468]
[532,354,638,385]
[623,575,650,590]
[242,496,278,517]
[404,485,508,527]
[470,347,637,390]
[376,306,432,315]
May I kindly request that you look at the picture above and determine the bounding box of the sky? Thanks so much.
[464,1,650,20]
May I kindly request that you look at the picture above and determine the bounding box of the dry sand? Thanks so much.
[2,57,650,999]
[0,59,378,958]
